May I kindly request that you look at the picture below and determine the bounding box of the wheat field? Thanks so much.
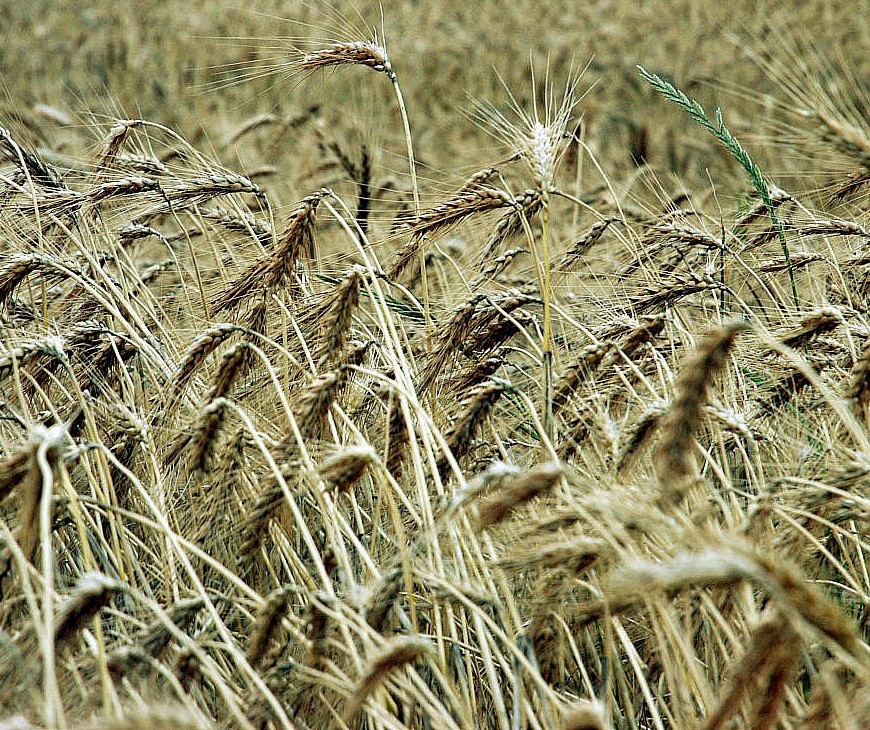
[2,1,870,728]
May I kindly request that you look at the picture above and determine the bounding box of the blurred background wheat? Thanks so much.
[2,1,870,728]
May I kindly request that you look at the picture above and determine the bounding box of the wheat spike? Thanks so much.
[54,573,122,647]
[475,461,563,532]
[656,322,747,506]
[344,636,430,720]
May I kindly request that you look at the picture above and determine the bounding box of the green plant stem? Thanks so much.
[638,66,799,308]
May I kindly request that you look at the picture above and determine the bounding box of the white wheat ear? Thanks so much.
[470,62,587,192]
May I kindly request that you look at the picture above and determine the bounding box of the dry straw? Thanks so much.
[79,707,204,730]
[5,11,870,730]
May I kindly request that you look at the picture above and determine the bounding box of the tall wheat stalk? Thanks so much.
[473,69,581,434]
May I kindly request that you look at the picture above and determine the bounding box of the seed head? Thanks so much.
[473,69,582,191]
[302,40,394,79]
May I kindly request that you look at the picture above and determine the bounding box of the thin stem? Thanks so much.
[765,198,799,309]
[515,190,555,439]
[388,74,420,214]
[153,188,211,320]
[389,73,432,347]
[540,194,555,439]
[38,435,64,729]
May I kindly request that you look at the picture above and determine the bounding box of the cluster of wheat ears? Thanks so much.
[2,12,870,730]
